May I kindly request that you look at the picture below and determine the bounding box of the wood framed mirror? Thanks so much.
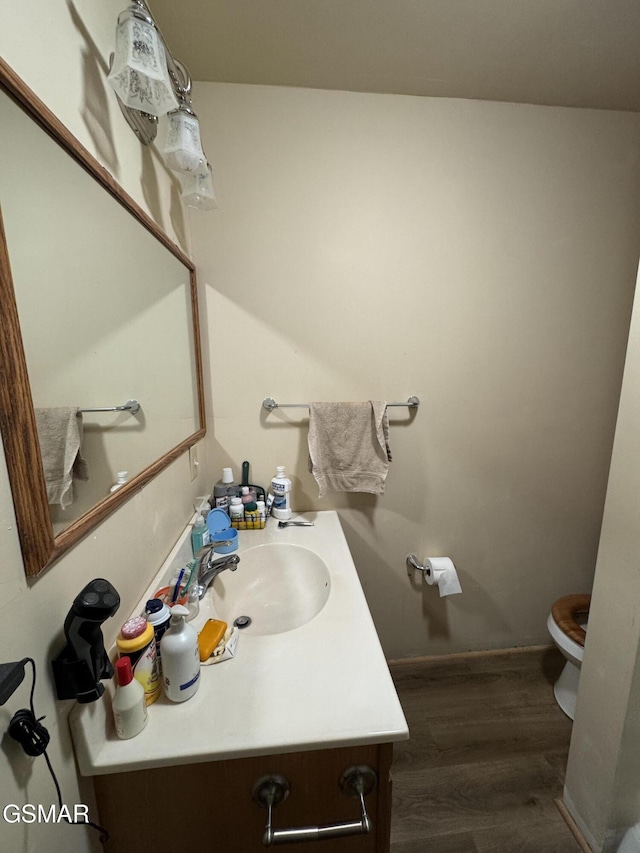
[0,58,205,578]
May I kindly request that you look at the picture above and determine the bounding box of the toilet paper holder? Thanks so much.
[406,554,463,597]
[406,554,441,585]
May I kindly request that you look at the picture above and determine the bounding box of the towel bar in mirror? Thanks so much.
[0,58,205,577]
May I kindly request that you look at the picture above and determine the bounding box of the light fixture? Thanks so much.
[107,3,178,118]
[107,0,216,210]
[180,163,218,211]
[161,106,205,174]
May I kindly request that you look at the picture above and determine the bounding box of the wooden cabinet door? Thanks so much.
[94,743,392,853]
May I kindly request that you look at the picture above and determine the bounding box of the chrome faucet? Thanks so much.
[194,544,240,599]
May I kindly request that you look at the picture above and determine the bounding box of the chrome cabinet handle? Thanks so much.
[252,765,377,846]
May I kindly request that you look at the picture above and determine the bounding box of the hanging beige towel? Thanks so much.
[34,408,89,509]
[308,401,392,498]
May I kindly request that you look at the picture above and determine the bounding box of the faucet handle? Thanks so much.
[195,543,217,561]
[195,542,238,560]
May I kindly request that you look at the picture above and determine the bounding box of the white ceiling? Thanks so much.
[149,0,640,112]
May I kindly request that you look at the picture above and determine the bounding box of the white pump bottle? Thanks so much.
[161,604,200,703]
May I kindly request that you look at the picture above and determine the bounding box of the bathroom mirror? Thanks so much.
[0,59,205,578]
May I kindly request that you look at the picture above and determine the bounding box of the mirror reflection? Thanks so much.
[0,87,200,536]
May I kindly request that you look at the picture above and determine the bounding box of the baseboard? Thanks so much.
[558,792,598,852]
[387,643,555,668]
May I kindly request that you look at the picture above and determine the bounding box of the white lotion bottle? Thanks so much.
[113,656,148,739]
[161,604,200,703]
[271,466,292,520]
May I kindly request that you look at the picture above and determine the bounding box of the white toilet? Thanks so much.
[547,594,590,720]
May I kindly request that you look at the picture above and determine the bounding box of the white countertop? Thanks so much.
[70,511,408,776]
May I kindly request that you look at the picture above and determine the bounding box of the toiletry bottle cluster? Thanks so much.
[209,466,269,529]
[112,562,203,738]
[209,465,292,523]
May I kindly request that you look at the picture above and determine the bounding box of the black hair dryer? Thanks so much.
[52,578,120,703]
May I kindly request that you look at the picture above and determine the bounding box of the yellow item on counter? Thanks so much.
[198,619,228,662]
[116,617,160,705]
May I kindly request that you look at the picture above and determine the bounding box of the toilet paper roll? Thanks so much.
[424,557,462,598]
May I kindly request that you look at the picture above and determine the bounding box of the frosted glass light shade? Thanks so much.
[181,164,218,211]
[108,15,178,117]
[162,110,206,174]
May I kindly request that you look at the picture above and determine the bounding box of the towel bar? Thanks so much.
[262,396,419,412]
[253,766,376,846]
[79,399,140,415]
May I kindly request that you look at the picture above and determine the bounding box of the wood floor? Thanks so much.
[389,646,583,853]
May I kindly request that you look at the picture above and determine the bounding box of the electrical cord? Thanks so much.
[8,707,49,756]
[8,658,109,843]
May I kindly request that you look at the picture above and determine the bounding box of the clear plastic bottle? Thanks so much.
[186,585,200,622]
[212,467,238,509]
[196,497,211,520]
[271,466,291,520]
[113,656,148,739]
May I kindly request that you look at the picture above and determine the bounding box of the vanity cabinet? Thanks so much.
[79,515,408,850]
[93,742,393,852]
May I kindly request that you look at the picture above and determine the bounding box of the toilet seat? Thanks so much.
[548,594,591,720]
[550,594,590,647]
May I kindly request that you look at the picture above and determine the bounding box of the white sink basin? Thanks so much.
[210,543,331,635]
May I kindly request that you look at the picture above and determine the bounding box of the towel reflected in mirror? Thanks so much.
[34,408,89,509]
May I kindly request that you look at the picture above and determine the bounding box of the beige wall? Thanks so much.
[564,272,640,851]
[0,4,207,852]
[192,82,640,658]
